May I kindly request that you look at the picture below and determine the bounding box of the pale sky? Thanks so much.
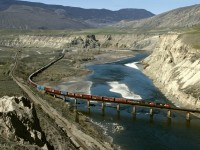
[19,0,200,14]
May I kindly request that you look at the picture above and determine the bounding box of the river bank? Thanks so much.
[31,47,200,149]
[44,49,139,93]
[36,49,140,149]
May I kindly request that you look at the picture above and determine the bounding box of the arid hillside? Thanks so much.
[115,4,200,30]
[0,0,154,29]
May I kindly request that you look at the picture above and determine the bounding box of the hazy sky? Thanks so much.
[19,0,200,14]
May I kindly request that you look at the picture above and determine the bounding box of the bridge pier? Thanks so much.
[186,112,190,121]
[87,100,90,109]
[117,104,120,112]
[167,110,171,118]
[74,98,77,105]
[102,102,105,112]
[150,108,153,117]
[74,99,77,112]
[132,105,136,114]
[132,105,136,118]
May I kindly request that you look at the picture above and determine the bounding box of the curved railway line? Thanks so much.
[11,51,92,150]
[11,49,200,149]
[27,51,200,121]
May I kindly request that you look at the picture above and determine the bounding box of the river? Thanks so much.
[70,51,200,150]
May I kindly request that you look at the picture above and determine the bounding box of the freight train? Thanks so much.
[28,52,171,108]
[28,77,171,108]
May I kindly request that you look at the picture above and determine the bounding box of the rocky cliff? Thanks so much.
[0,33,159,50]
[143,33,200,109]
[0,96,50,149]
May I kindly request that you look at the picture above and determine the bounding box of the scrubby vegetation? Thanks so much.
[0,47,23,97]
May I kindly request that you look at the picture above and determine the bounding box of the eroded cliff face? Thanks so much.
[143,34,200,109]
[0,34,159,50]
[0,96,49,149]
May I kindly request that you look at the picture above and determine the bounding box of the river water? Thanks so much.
[73,51,200,150]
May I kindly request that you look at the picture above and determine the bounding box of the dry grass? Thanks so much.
[34,49,100,84]
[14,47,60,81]
[0,47,23,97]
[180,26,200,51]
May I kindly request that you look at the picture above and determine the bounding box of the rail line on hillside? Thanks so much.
[11,51,92,150]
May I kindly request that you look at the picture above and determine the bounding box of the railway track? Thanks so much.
[10,51,91,150]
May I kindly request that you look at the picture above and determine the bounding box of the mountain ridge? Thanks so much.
[0,0,154,29]
[115,4,200,30]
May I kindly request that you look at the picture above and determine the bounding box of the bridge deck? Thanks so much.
[61,95,200,114]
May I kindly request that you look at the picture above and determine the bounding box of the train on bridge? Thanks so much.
[28,72,171,109]
[27,52,171,109]
[27,52,200,121]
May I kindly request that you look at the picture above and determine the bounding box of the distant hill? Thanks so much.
[0,0,154,29]
[115,4,200,30]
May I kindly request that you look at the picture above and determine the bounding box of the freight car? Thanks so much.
[115,98,127,103]
[82,94,92,99]
[91,95,103,101]
[37,84,45,90]
[102,96,115,102]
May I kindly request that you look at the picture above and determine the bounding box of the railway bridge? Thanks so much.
[28,51,200,121]
[52,93,200,121]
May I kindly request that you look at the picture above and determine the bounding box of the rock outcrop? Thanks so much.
[0,34,159,50]
[0,96,49,149]
[143,33,200,109]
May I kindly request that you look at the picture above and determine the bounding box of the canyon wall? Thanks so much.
[0,96,50,149]
[143,33,200,109]
[2,32,199,110]
[0,34,159,50]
